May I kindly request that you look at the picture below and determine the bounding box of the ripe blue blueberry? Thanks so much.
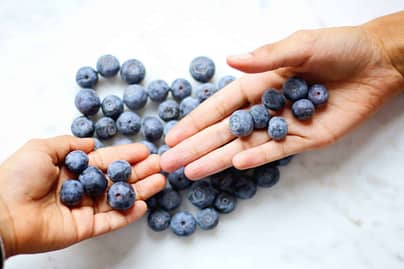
[78,166,108,197]
[120,59,146,84]
[158,100,179,121]
[262,89,286,111]
[167,167,192,190]
[96,55,120,78]
[171,78,192,101]
[116,111,141,136]
[217,75,235,89]
[158,188,182,211]
[74,88,101,116]
[76,66,98,88]
[292,99,315,121]
[254,163,280,188]
[95,117,117,140]
[214,192,237,214]
[71,116,94,138]
[189,56,215,82]
[60,179,84,207]
[308,84,329,106]
[158,144,170,155]
[147,80,170,102]
[187,181,217,209]
[65,150,89,174]
[249,104,270,129]
[163,120,178,136]
[148,209,171,231]
[234,176,257,199]
[196,208,219,230]
[229,110,254,137]
[179,97,200,117]
[170,211,197,236]
[146,195,158,211]
[123,85,148,110]
[107,160,132,182]
[101,95,124,119]
[142,116,163,141]
[107,182,135,211]
[210,170,236,193]
[276,155,294,166]
[196,83,217,102]
[283,77,308,101]
[93,138,104,150]
[139,140,158,154]
[268,116,288,140]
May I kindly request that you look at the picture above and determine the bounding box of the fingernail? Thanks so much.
[228,53,252,61]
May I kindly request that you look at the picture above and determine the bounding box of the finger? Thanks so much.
[88,143,149,170]
[161,119,235,173]
[165,72,284,147]
[184,130,270,180]
[129,154,161,183]
[92,200,147,237]
[227,30,314,73]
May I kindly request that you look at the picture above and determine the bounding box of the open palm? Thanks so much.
[0,136,164,256]
[161,26,403,179]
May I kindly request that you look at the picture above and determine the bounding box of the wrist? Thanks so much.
[0,195,16,258]
[363,11,404,80]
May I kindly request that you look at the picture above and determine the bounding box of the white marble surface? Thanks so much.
[1,0,404,268]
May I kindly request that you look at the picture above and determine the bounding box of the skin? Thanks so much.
[161,11,404,179]
[0,136,165,257]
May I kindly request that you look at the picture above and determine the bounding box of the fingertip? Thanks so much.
[183,165,204,181]
[232,153,250,170]
[160,150,178,173]
[129,201,147,222]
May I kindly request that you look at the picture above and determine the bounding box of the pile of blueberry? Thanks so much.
[68,54,294,236]
[60,150,135,211]
[229,77,329,139]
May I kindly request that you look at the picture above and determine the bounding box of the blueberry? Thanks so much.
[71,116,94,138]
[283,77,308,101]
[95,117,117,140]
[142,116,163,142]
[196,83,217,102]
[148,209,171,231]
[268,116,288,140]
[276,155,294,166]
[139,140,158,154]
[262,89,286,111]
[93,138,104,150]
[123,85,148,110]
[187,181,217,209]
[168,167,192,190]
[308,84,329,106]
[171,78,192,101]
[249,104,270,129]
[116,111,141,136]
[65,150,89,174]
[196,208,219,230]
[158,144,170,155]
[189,56,215,82]
[234,176,256,199]
[74,88,101,116]
[163,120,178,136]
[120,59,146,84]
[229,110,254,137]
[157,100,179,122]
[147,80,170,102]
[217,75,235,89]
[214,192,237,214]
[96,55,120,78]
[291,99,315,121]
[107,160,132,182]
[170,211,197,236]
[146,195,158,211]
[101,95,124,119]
[158,188,182,211]
[75,66,98,88]
[254,163,280,188]
[179,97,200,117]
[107,182,135,211]
[60,179,84,207]
[78,166,108,197]
[210,170,236,193]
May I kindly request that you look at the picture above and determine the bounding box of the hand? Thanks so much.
[161,13,404,179]
[0,136,165,257]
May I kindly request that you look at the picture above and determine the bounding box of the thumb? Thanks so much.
[227,30,315,73]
